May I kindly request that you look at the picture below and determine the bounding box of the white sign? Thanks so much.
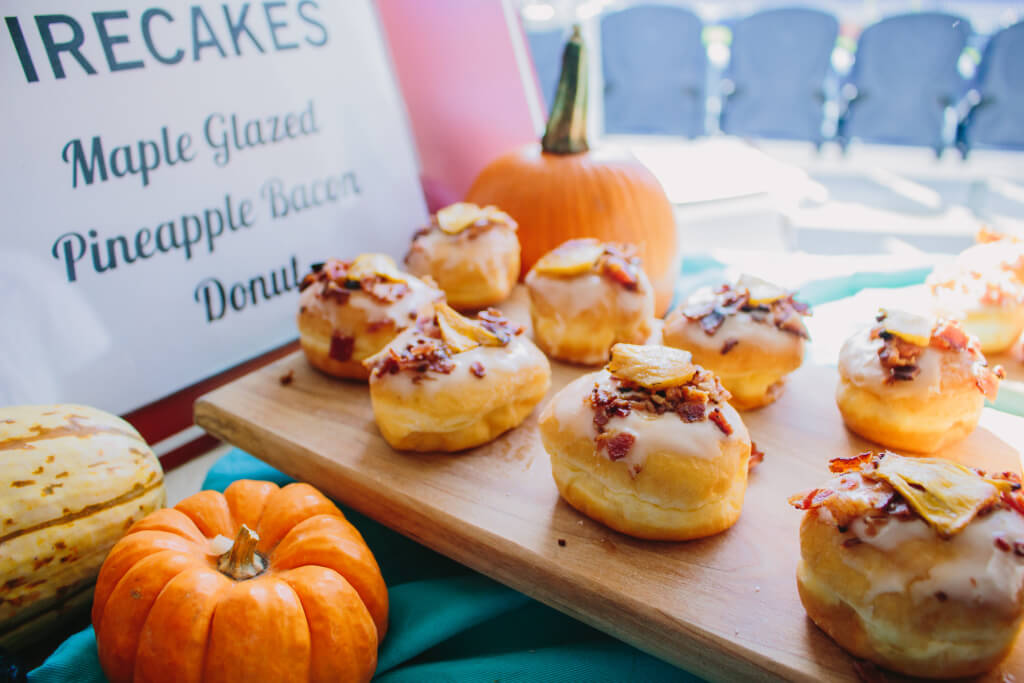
[0,0,427,413]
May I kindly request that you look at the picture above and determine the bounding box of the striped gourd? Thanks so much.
[0,405,165,650]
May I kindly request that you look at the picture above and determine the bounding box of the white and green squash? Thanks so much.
[0,405,165,649]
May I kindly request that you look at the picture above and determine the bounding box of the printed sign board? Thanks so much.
[0,0,427,413]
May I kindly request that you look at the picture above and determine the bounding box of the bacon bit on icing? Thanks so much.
[475,308,524,344]
[300,257,411,304]
[708,408,732,435]
[829,451,879,474]
[328,334,355,362]
[872,316,1003,396]
[789,488,835,510]
[682,282,810,338]
[470,362,486,378]
[597,432,636,461]
[721,338,739,355]
[749,442,765,471]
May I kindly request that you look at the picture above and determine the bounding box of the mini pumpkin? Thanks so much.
[92,480,387,683]
[465,26,679,314]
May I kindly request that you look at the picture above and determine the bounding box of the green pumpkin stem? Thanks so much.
[541,24,589,155]
[218,524,266,580]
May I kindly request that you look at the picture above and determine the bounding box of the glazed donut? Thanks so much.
[525,239,655,365]
[790,451,1024,679]
[538,343,752,541]
[298,254,443,380]
[662,275,810,409]
[364,302,550,452]
[928,241,1024,353]
[836,309,1003,454]
[405,202,520,310]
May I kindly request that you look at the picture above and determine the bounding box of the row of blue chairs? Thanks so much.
[526,6,1024,156]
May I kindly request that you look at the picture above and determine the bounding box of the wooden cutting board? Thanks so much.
[195,346,1024,682]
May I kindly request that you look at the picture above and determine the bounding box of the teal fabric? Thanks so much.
[29,450,697,683]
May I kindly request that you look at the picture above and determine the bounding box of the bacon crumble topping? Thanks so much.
[300,257,411,304]
[365,309,522,380]
[682,282,810,338]
[870,313,1004,396]
[789,451,1024,539]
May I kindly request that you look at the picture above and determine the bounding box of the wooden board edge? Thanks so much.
[194,389,823,683]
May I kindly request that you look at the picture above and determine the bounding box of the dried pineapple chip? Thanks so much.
[436,203,485,234]
[434,302,502,353]
[878,308,933,347]
[873,454,1013,537]
[347,253,406,283]
[737,274,789,306]
[606,344,697,390]
[533,239,604,277]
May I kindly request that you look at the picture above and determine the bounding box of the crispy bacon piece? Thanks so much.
[975,364,1004,400]
[328,334,355,362]
[829,451,879,474]
[748,442,765,471]
[708,408,732,435]
[682,282,810,338]
[676,402,705,422]
[1002,490,1024,517]
[476,308,523,343]
[789,487,836,510]
[366,331,456,378]
[470,361,486,378]
[597,432,636,461]
[930,319,971,352]
[720,338,739,355]
[596,244,641,291]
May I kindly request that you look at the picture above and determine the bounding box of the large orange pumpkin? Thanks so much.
[92,480,387,683]
[465,26,679,314]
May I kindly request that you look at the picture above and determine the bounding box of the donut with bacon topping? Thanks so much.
[525,239,656,365]
[927,239,1024,353]
[792,451,1024,678]
[405,202,521,310]
[539,343,752,541]
[297,254,444,380]
[363,301,549,452]
[662,275,811,409]
[837,309,1003,453]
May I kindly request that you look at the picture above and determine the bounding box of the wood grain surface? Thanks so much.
[195,345,1024,682]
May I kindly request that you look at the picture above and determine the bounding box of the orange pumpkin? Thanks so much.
[92,480,388,683]
[466,26,679,314]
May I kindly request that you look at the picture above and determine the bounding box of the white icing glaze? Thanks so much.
[300,272,441,331]
[525,270,652,320]
[548,370,749,474]
[372,334,545,397]
[667,285,806,353]
[837,327,946,398]
[845,510,1024,608]
[408,225,518,278]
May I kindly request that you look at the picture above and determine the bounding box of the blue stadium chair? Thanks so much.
[720,8,838,144]
[838,13,970,155]
[958,20,1024,154]
[526,27,566,115]
[601,5,706,136]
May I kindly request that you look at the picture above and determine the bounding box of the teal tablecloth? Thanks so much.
[35,262,1016,682]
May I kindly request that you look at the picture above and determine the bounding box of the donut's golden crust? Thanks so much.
[538,385,750,541]
[836,339,985,453]
[368,342,551,452]
[298,306,403,381]
[406,229,520,310]
[527,273,654,366]
[797,512,1024,678]
[960,306,1024,354]
[662,316,804,410]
